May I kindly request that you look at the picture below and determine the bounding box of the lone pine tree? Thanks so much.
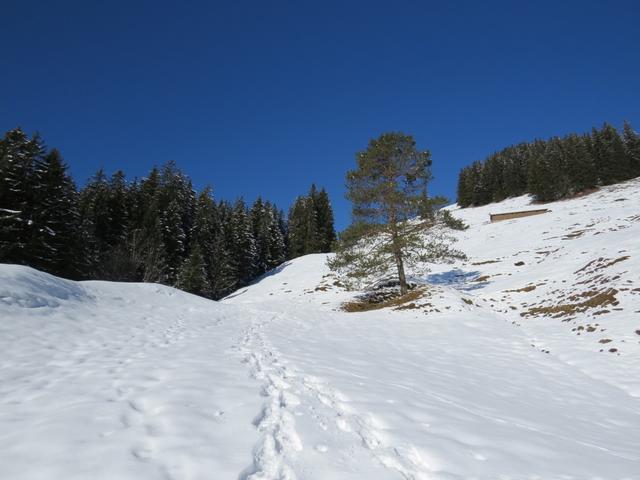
[330,132,464,295]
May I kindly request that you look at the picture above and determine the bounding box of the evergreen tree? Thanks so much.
[214,200,241,296]
[329,132,463,295]
[30,149,83,278]
[78,168,113,271]
[189,187,220,297]
[176,244,211,297]
[564,133,596,193]
[265,202,286,268]
[287,184,335,257]
[456,167,470,207]
[598,123,628,185]
[313,187,336,252]
[288,196,313,258]
[250,197,270,276]
[622,120,640,178]
[0,128,43,265]
[230,199,256,286]
[160,199,186,284]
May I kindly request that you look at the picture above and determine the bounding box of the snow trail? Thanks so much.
[238,315,303,480]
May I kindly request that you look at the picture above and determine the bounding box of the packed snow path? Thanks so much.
[2,180,640,479]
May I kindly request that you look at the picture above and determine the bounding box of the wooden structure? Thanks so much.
[489,208,550,223]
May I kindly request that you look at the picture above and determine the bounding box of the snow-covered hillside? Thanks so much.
[1,178,640,479]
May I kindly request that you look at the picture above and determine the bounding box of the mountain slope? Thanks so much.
[1,178,640,479]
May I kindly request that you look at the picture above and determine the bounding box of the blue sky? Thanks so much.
[2,1,639,230]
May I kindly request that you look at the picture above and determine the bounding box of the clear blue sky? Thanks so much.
[2,1,639,230]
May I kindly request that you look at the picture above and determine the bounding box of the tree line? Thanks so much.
[0,127,335,298]
[457,121,640,207]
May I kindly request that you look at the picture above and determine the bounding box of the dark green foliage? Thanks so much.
[230,199,256,286]
[0,130,85,278]
[0,128,43,265]
[287,184,336,257]
[176,244,211,298]
[457,122,640,207]
[30,149,83,279]
[622,120,640,178]
[0,127,325,299]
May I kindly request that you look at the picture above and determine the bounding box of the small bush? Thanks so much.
[441,210,468,230]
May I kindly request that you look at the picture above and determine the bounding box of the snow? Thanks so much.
[2,178,640,479]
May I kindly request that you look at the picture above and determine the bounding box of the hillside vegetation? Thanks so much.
[457,121,640,206]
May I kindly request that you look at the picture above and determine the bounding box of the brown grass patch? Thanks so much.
[505,285,537,293]
[342,288,426,313]
[574,256,630,275]
[472,260,500,265]
[521,288,619,318]
[474,275,491,282]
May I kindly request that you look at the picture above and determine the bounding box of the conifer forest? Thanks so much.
[456,121,640,207]
[0,128,335,299]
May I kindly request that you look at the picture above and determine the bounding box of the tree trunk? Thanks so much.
[394,249,408,295]
[389,212,408,296]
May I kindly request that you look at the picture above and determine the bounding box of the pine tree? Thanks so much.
[266,202,286,268]
[313,187,336,252]
[564,133,596,193]
[598,123,628,185]
[287,196,312,258]
[622,120,640,179]
[127,167,166,283]
[330,132,463,294]
[456,167,471,207]
[0,128,43,265]
[176,244,211,297]
[250,197,270,276]
[214,200,240,296]
[189,187,219,297]
[230,199,257,286]
[30,149,83,278]
[287,185,335,257]
[160,199,186,284]
[78,168,113,271]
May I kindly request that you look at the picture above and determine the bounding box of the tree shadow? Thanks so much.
[424,268,489,291]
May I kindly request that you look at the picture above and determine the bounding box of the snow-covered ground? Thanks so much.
[1,179,640,479]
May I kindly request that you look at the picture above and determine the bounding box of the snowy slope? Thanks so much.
[435,177,640,397]
[0,266,264,480]
[2,178,640,479]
